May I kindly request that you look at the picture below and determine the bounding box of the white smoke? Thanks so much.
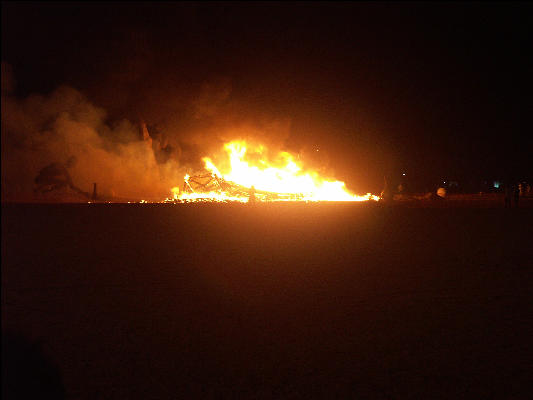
[1,75,184,202]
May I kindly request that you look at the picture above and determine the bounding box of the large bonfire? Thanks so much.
[164,140,379,203]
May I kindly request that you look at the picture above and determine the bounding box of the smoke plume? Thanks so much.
[1,67,186,202]
[1,65,310,202]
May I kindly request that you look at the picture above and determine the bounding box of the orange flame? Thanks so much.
[167,140,379,202]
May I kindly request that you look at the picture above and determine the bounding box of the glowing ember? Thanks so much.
[165,140,379,203]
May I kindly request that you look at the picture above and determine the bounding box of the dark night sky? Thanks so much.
[2,1,532,191]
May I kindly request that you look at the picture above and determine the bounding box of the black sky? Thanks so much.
[2,1,532,190]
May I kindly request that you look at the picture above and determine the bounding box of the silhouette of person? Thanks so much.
[380,176,393,203]
[249,185,256,203]
[513,184,520,207]
[504,184,512,208]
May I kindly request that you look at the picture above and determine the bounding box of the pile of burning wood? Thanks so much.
[166,173,304,203]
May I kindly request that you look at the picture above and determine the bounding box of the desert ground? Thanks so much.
[2,202,533,399]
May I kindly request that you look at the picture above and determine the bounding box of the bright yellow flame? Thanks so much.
[203,159,222,178]
[178,191,248,203]
[166,140,379,202]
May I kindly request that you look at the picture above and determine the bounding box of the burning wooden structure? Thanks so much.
[177,173,305,202]
[162,140,379,203]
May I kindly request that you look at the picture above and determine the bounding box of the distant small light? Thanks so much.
[444,181,446,184]
[493,181,500,189]
[402,173,406,176]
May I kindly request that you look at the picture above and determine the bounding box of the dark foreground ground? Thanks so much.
[2,203,533,399]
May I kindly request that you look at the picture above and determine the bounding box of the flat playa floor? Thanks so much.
[2,203,533,399]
